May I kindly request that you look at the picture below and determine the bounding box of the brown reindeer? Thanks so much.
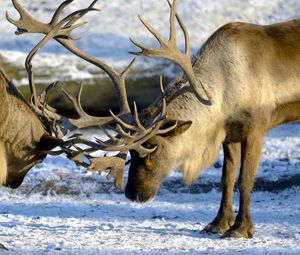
[93,0,300,238]
[2,0,150,192]
[8,0,300,240]
[123,0,300,238]
[0,2,167,249]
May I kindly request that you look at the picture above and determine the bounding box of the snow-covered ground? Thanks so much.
[0,123,298,254]
[0,0,300,254]
[0,0,300,85]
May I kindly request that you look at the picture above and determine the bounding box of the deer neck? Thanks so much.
[0,67,50,188]
[165,78,225,185]
[178,113,225,185]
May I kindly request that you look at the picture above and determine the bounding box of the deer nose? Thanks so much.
[125,183,138,202]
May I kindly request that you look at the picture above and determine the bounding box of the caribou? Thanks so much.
[2,0,154,190]
[125,1,300,238]
[5,0,300,240]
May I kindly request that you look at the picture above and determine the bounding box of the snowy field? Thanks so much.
[0,0,299,254]
[0,124,298,254]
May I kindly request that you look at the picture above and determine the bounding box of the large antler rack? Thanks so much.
[130,0,213,105]
[6,0,176,189]
[7,0,135,133]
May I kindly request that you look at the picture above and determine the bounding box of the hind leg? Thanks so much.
[0,141,7,186]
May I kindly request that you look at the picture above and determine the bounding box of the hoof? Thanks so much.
[222,224,255,239]
[202,216,234,234]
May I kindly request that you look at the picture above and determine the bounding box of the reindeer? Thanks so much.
[123,0,300,238]
[7,0,300,240]
[2,0,149,191]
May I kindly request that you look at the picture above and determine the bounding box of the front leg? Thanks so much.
[223,132,264,238]
[202,142,240,234]
[0,142,7,186]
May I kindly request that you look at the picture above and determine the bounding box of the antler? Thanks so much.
[50,141,127,189]
[69,77,178,157]
[7,0,176,189]
[7,0,135,133]
[130,0,212,105]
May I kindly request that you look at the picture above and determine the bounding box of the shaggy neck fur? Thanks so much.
[159,69,226,185]
[179,118,225,185]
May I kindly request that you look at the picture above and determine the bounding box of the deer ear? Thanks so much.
[160,120,192,137]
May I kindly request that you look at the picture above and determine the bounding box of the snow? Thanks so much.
[0,0,300,85]
[0,0,299,254]
[0,124,297,254]
[1,189,300,254]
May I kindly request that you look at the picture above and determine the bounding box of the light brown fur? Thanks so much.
[125,20,300,238]
[0,142,7,186]
[0,66,57,188]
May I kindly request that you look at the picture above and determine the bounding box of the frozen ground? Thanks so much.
[0,0,300,85]
[0,123,298,254]
[0,0,300,254]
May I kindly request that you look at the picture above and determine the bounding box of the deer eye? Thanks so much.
[142,143,158,161]
[142,142,157,150]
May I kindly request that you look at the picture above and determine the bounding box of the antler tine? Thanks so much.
[11,0,26,18]
[86,0,99,10]
[7,0,49,35]
[130,0,212,105]
[133,102,146,131]
[121,58,137,78]
[167,0,190,55]
[143,76,167,128]
[137,15,164,45]
[109,109,139,132]
[88,153,127,189]
[61,81,88,118]
[39,81,60,105]
[115,124,134,139]
[50,0,74,26]
[160,75,165,95]
[63,5,100,32]
[168,0,177,44]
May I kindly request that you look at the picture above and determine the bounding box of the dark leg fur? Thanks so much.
[202,142,240,234]
[223,131,263,238]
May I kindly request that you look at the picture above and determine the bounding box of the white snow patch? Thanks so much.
[0,0,300,85]
[0,124,298,254]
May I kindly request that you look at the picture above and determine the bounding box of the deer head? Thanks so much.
[124,0,216,202]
